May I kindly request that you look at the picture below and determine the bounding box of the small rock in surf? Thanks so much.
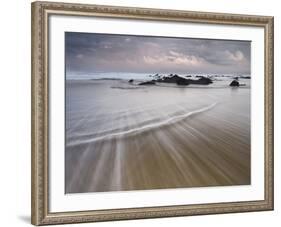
[229,80,240,87]
[138,81,156,85]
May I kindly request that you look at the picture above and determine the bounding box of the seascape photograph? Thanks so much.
[65,32,251,193]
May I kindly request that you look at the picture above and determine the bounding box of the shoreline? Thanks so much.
[66,75,251,89]
[65,79,250,193]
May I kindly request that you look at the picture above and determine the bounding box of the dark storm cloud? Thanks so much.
[65,32,251,75]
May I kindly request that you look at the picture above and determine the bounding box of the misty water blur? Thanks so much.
[65,74,250,193]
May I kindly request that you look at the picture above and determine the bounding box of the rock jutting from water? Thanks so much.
[155,74,213,86]
[229,80,240,86]
[138,81,156,85]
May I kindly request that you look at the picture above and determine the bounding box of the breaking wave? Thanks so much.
[67,102,217,147]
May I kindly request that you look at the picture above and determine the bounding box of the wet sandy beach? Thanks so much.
[65,79,250,193]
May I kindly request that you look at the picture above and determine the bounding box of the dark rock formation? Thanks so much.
[138,81,156,85]
[240,76,251,79]
[156,74,213,85]
[176,77,190,85]
[160,74,181,83]
[229,80,240,86]
[190,77,213,85]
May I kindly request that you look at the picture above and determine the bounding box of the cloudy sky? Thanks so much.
[65,32,251,75]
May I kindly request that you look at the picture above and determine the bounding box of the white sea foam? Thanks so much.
[67,102,217,147]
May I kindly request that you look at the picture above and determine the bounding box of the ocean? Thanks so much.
[65,73,251,193]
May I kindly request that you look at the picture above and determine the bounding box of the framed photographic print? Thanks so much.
[31,1,274,225]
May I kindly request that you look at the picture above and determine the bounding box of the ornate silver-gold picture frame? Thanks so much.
[31,1,273,225]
